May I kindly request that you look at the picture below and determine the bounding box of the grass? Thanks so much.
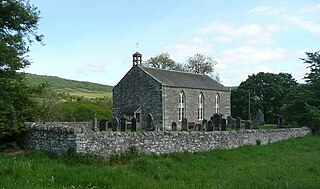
[260,124,277,129]
[1,135,320,188]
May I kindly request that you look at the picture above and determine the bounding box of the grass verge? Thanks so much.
[1,135,319,189]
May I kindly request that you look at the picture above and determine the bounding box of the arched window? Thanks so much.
[198,92,204,120]
[179,91,186,121]
[215,93,220,114]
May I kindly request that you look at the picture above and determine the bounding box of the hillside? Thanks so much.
[25,73,113,98]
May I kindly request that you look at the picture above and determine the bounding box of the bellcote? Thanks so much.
[132,52,142,66]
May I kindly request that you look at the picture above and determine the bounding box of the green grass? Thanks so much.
[260,124,277,129]
[1,135,320,188]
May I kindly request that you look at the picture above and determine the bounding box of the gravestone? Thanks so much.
[213,113,221,131]
[227,116,232,128]
[210,116,214,122]
[131,117,137,132]
[207,120,213,131]
[182,118,188,131]
[221,118,227,131]
[120,117,127,132]
[146,113,154,131]
[236,116,241,130]
[92,116,98,131]
[252,119,259,129]
[277,115,285,128]
[256,109,265,126]
[99,118,108,131]
[202,119,207,131]
[172,122,177,131]
[245,120,252,129]
[112,117,119,131]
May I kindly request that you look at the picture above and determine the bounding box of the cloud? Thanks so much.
[283,15,320,35]
[298,3,320,14]
[248,6,286,16]
[218,46,288,66]
[75,61,107,75]
[197,22,280,45]
[164,37,213,61]
[248,4,320,35]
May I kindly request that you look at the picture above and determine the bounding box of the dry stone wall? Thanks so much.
[24,122,311,158]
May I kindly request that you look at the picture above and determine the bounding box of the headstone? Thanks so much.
[120,117,127,132]
[213,113,220,131]
[252,119,259,129]
[207,120,213,131]
[131,117,137,132]
[236,116,241,130]
[99,118,108,131]
[92,116,98,131]
[210,116,214,122]
[202,119,207,131]
[221,118,227,131]
[277,115,285,128]
[245,120,252,129]
[172,122,177,131]
[227,116,232,128]
[182,118,188,131]
[256,109,265,126]
[146,113,154,131]
[112,117,119,131]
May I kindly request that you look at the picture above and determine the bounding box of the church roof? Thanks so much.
[140,66,229,91]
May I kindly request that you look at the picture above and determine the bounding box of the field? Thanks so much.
[1,135,320,189]
[25,73,113,98]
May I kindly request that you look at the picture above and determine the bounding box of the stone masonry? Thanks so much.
[24,122,311,158]
[163,87,230,130]
[113,66,163,129]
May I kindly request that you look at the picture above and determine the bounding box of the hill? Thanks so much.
[25,73,113,98]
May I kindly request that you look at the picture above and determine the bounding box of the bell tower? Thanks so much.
[132,52,142,66]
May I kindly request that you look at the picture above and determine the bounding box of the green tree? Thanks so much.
[0,0,43,146]
[144,53,185,71]
[282,52,320,133]
[186,54,217,75]
[232,72,297,123]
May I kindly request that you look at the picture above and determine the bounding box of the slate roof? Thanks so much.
[140,66,229,91]
[122,103,142,115]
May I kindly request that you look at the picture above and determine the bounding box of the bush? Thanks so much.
[307,106,320,135]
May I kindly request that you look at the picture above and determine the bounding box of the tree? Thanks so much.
[302,51,320,104]
[185,54,217,75]
[281,52,320,133]
[232,72,297,123]
[0,0,43,147]
[144,53,185,71]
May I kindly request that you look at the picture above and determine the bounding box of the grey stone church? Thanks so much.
[113,52,231,130]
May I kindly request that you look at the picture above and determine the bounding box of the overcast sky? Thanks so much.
[26,0,320,86]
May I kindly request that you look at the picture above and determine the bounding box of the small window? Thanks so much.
[198,93,204,120]
[179,91,186,121]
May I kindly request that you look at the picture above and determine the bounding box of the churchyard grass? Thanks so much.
[1,135,320,189]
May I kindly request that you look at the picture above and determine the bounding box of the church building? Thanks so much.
[113,52,231,130]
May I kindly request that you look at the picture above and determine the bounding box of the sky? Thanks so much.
[25,0,320,86]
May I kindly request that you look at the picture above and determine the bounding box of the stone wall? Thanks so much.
[24,122,311,158]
